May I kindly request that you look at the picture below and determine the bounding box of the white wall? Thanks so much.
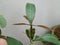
[0,0,60,45]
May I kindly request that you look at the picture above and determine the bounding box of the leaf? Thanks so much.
[26,3,36,23]
[34,34,59,45]
[26,28,35,39]
[31,28,35,39]
[37,25,52,31]
[6,36,23,45]
[58,42,60,45]
[26,29,30,38]
[33,36,42,41]
[23,15,29,20]
[0,15,7,28]
[41,34,59,44]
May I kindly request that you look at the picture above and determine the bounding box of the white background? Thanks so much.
[0,0,60,45]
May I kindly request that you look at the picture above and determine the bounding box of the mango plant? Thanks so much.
[0,15,23,45]
[13,3,60,45]
[1,2,59,45]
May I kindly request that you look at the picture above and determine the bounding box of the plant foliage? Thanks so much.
[0,15,6,28]
[26,3,36,23]
[6,37,23,45]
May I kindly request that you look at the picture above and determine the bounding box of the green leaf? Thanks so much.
[26,28,35,39]
[31,28,35,39]
[26,3,36,23]
[34,34,59,45]
[58,42,60,45]
[6,37,23,45]
[41,34,59,44]
[0,15,7,28]
[33,36,42,41]
[26,29,30,38]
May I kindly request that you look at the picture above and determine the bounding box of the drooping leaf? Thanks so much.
[26,3,36,23]
[6,37,23,45]
[14,23,50,30]
[34,34,59,45]
[0,15,7,28]
[37,25,52,31]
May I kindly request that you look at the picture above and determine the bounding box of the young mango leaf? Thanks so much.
[34,34,59,45]
[37,25,52,31]
[23,16,29,20]
[0,15,7,28]
[31,28,35,39]
[26,3,36,24]
[6,36,23,45]
[26,28,35,39]
[26,29,30,39]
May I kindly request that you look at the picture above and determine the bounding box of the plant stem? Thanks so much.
[30,24,33,40]
[30,24,33,45]
[30,40,32,45]
[30,40,34,45]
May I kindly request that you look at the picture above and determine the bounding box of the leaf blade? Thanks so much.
[6,37,23,45]
[34,34,59,45]
[26,3,36,23]
[0,15,7,28]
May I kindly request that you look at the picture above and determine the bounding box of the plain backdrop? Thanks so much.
[0,0,60,45]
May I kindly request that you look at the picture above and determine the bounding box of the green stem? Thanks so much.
[30,40,34,45]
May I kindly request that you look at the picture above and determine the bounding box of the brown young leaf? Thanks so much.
[36,25,52,31]
[23,16,28,20]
